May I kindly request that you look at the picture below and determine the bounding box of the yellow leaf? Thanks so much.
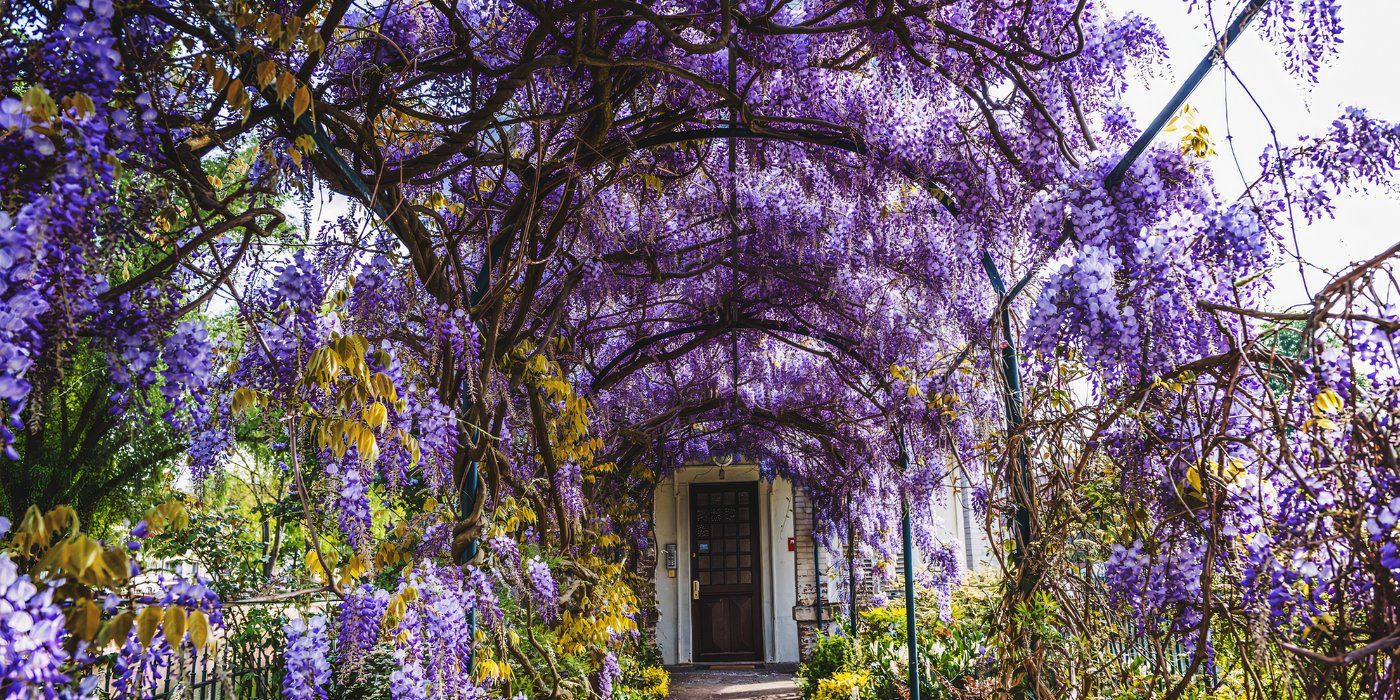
[159,500,190,531]
[232,387,262,415]
[137,605,163,648]
[188,609,210,650]
[1314,388,1343,415]
[357,429,378,463]
[210,65,229,93]
[163,605,188,648]
[1186,466,1202,493]
[307,549,333,585]
[256,60,277,88]
[275,71,296,103]
[14,505,47,549]
[339,554,371,586]
[22,84,56,122]
[69,536,100,574]
[258,13,282,39]
[292,85,311,120]
[371,372,399,402]
[43,505,77,536]
[1164,104,1202,134]
[1310,417,1338,431]
[363,402,388,430]
[638,173,663,192]
[67,598,102,642]
[99,610,135,648]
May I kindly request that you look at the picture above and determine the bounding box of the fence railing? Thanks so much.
[90,597,295,700]
[96,634,282,700]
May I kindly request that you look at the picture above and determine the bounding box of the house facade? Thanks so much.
[650,463,991,667]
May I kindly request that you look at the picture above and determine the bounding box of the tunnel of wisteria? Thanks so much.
[1,0,1398,698]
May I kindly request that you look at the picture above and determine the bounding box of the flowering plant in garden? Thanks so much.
[0,502,221,699]
[0,0,1397,696]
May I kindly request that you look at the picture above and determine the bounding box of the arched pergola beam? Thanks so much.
[589,315,885,392]
[636,125,962,215]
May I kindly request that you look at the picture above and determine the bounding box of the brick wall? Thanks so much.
[792,486,821,658]
[792,487,892,660]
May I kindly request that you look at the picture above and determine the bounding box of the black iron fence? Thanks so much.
[92,600,290,700]
[96,635,281,700]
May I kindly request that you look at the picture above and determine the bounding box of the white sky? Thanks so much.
[1113,0,1400,310]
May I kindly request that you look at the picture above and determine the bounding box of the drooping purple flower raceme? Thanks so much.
[597,650,621,700]
[526,557,559,621]
[282,615,331,700]
[110,633,170,700]
[337,585,388,670]
[331,461,373,553]
[0,551,77,696]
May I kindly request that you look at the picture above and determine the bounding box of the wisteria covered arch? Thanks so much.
[1,0,1399,697]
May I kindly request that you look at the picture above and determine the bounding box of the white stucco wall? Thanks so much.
[652,465,799,665]
[925,478,994,572]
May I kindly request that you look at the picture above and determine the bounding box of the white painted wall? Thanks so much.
[927,479,994,573]
[652,465,799,666]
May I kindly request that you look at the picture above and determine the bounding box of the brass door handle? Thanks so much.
[692,579,700,600]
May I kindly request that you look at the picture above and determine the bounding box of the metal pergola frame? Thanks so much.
[204,0,1272,685]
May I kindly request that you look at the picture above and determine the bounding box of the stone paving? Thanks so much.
[667,667,800,700]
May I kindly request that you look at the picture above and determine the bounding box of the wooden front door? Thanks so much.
[690,482,763,662]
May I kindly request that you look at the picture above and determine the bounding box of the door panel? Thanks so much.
[691,482,762,662]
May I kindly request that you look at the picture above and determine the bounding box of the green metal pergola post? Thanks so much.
[901,496,921,700]
[848,503,858,637]
[897,434,921,700]
[981,254,1033,565]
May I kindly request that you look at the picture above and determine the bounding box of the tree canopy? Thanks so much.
[1,0,1398,697]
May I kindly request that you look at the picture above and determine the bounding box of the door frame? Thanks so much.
[689,481,764,662]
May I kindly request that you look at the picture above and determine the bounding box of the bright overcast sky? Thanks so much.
[1112,0,1399,309]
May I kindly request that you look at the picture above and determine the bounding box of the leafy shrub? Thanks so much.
[617,662,670,700]
[858,605,909,644]
[812,669,874,700]
[331,644,396,700]
[819,580,998,700]
[797,633,855,697]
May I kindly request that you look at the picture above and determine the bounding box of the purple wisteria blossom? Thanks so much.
[282,616,331,700]
[526,557,559,621]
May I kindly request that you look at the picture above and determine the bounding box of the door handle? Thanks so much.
[692,579,700,600]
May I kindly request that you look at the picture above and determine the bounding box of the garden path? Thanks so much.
[667,667,800,700]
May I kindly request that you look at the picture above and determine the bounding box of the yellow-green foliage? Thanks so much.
[812,669,872,700]
[620,665,670,700]
[3,502,214,653]
[796,632,854,697]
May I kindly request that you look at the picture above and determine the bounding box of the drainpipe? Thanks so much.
[767,480,777,662]
[814,513,822,634]
[959,472,975,571]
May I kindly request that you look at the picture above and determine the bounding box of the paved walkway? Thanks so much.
[668,668,800,700]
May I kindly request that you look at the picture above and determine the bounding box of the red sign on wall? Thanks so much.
[787,536,796,552]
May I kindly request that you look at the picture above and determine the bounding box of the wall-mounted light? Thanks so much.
[714,454,733,480]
